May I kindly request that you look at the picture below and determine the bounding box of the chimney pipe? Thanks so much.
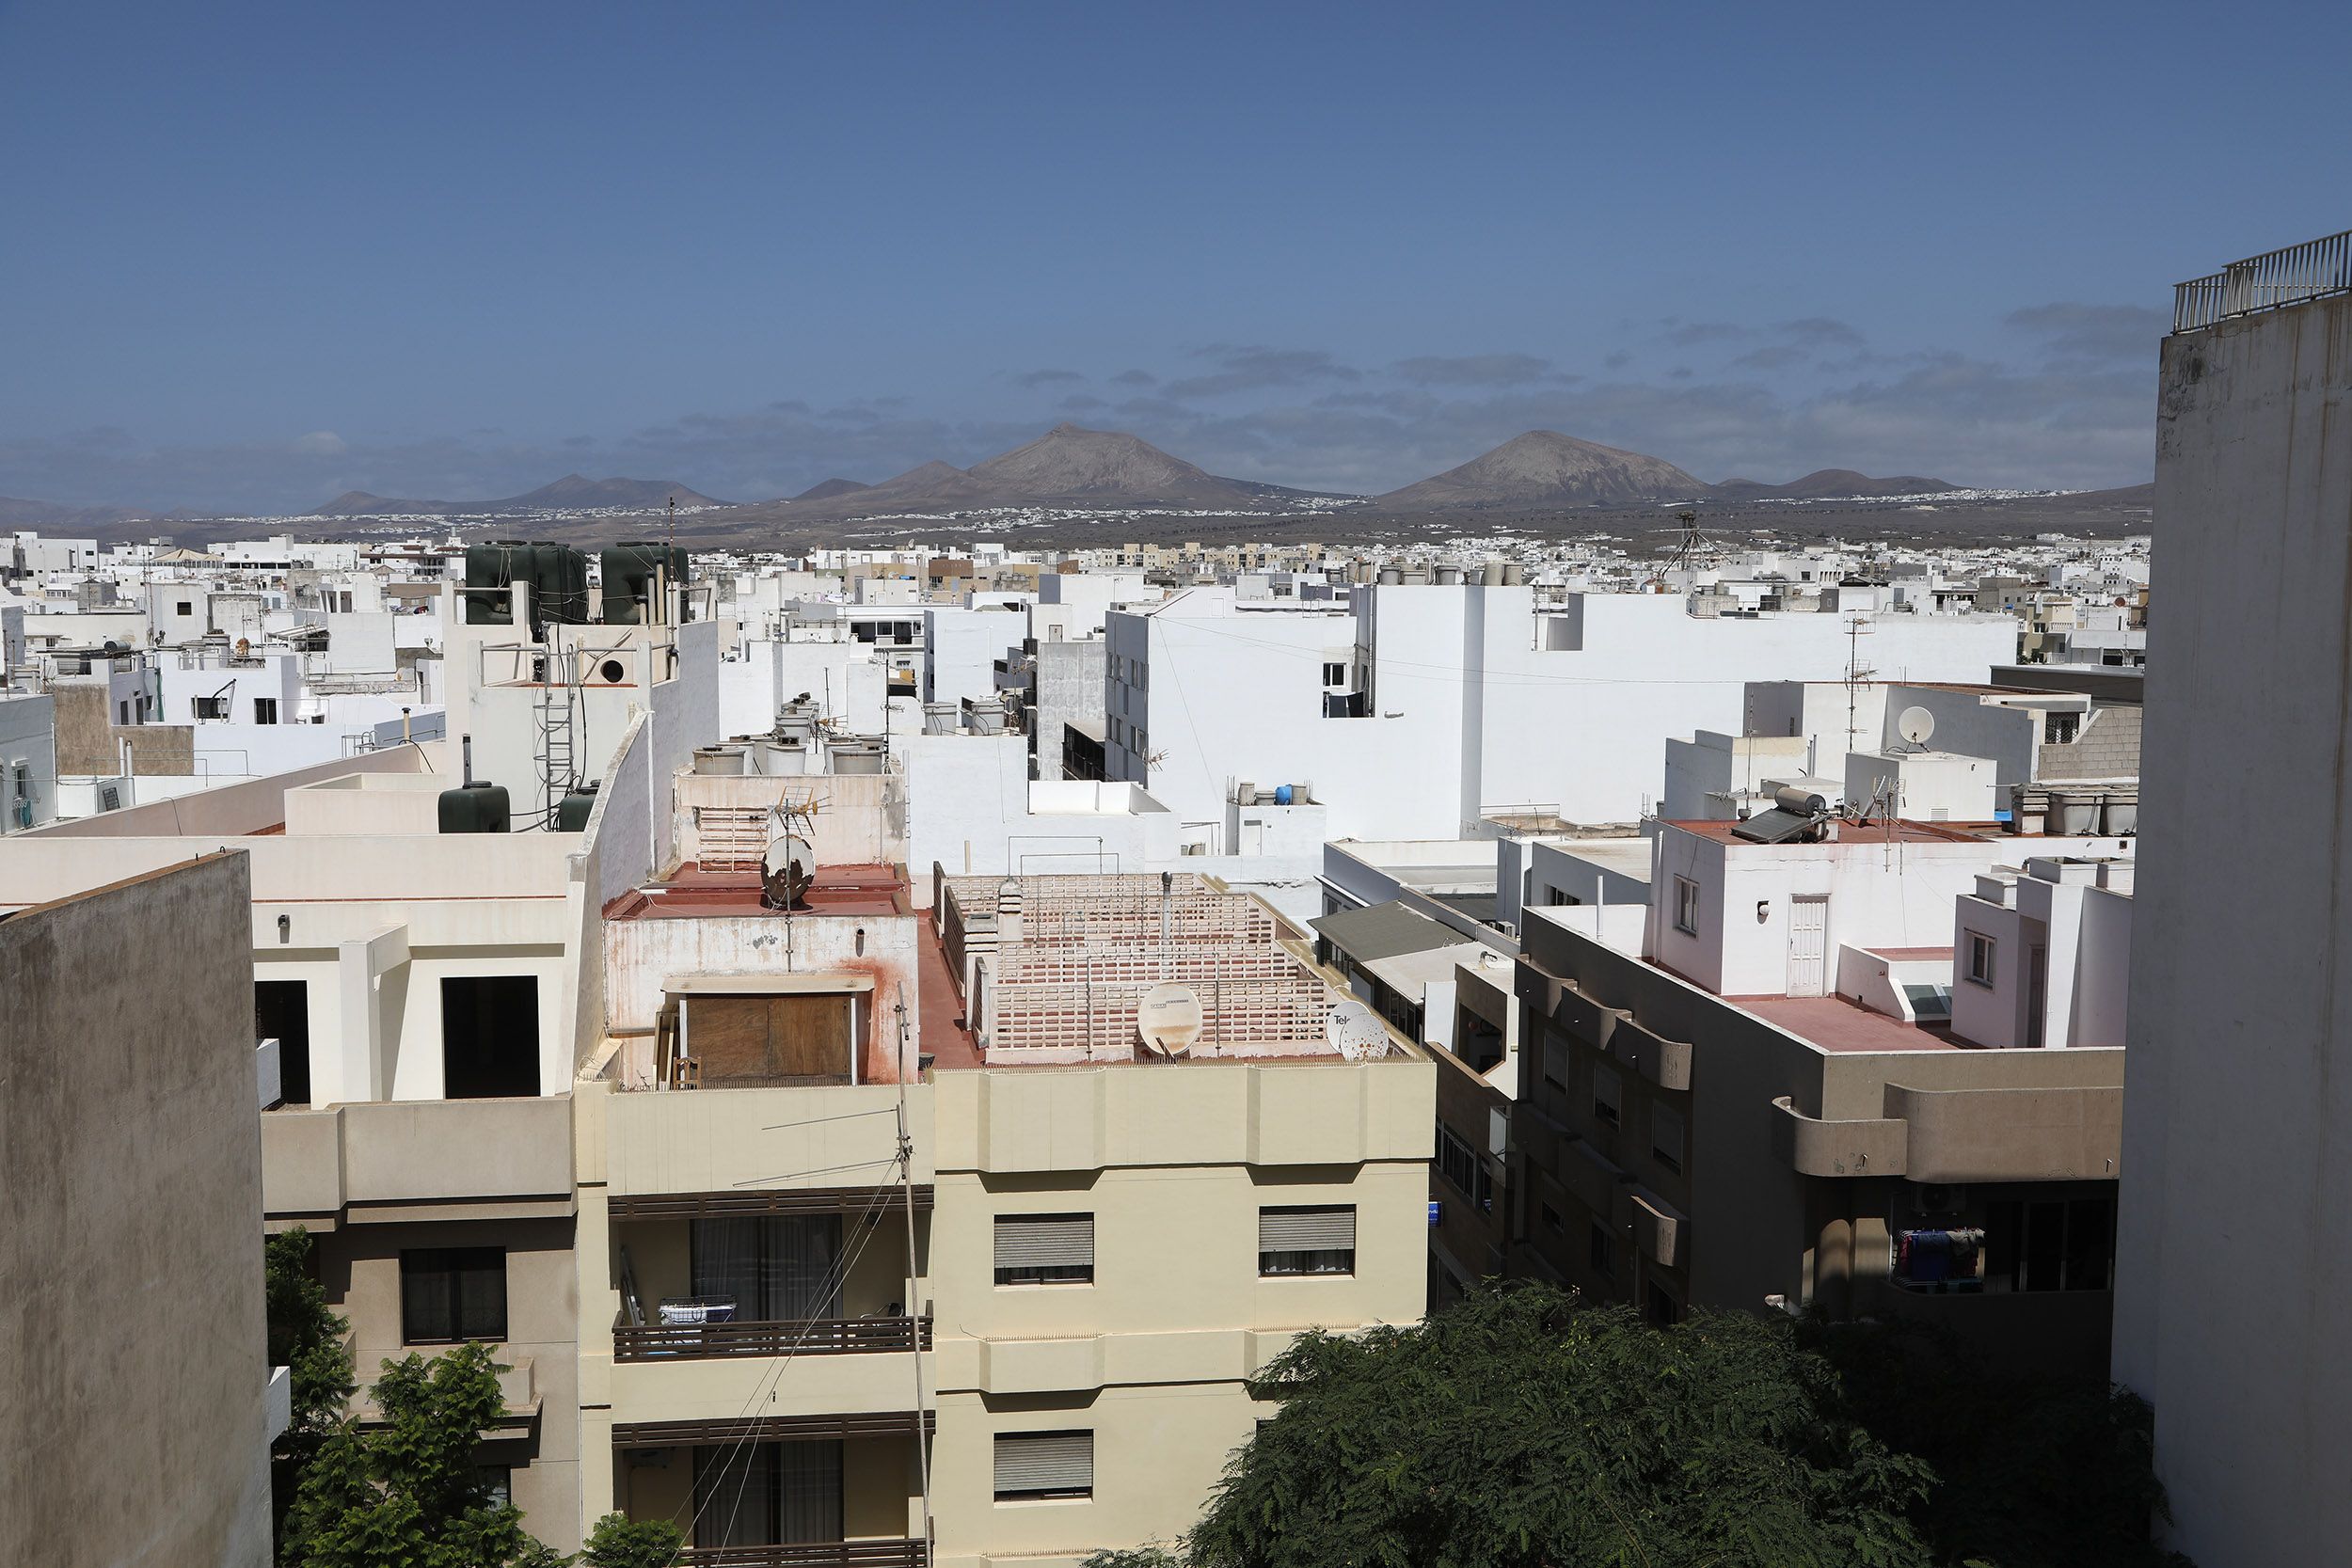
[462,733,473,785]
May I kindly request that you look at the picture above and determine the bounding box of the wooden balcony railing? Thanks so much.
[677,1539,928,1568]
[613,1314,931,1363]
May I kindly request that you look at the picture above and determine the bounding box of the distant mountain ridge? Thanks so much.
[759,423,1338,519]
[1372,431,1710,511]
[1709,468,1959,501]
[310,474,727,516]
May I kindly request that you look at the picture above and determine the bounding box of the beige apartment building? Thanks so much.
[573,863,1432,1565]
[1514,818,2133,1371]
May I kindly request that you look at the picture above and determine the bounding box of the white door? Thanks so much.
[1787,895,1829,997]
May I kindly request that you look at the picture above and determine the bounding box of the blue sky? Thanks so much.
[2,0,2344,513]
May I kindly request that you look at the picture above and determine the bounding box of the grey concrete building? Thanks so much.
[2113,233,2352,1567]
[2,854,274,1568]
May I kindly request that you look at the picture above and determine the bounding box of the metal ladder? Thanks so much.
[534,630,579,824]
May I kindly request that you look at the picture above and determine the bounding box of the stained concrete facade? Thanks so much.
[2,855,273,1568]
[2114,286,2352,1566]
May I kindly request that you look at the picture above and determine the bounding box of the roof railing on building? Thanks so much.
[2174,229,2352,333]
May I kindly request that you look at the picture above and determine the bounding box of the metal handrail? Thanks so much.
[2175,229,2352,332]
[676,1540,928,1568]
[612,1313,931,1362]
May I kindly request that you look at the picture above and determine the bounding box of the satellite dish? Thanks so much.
[1897,705,1936,748]
[1325,1000,1390,1062]
[1136,981,1203,1057]
[761,832,816,909]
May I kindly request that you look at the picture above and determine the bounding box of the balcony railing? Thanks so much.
[677,1539,928,1568]
[2175,229,2352,332]
[613,1314,932,1363]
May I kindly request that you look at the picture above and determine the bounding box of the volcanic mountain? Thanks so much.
[1710,468,1958,501]
[774,423,1331,516]
[310,474,727,516]
[1373,431,1710,511]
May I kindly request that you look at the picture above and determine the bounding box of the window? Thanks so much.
[441,974,541,1098]
[256,978,311,1105]
[1645,1282,1680,1327]
[193,695,229,720]
[1541,1201,1565,1236]
[1985,1196,2115,1292]
[1545,887,1581,907]
[1592,1064,1622,1128]
[1673,876,1700,936]
[1965,931,1996,988]
[1589,1221,1614,1279]
[993,1430,1093,1501]
[253,697,278,724]
[1322,661,1346,687]
[993,1213,1094,1286]
[1437,1122,1479,1198]
[400,1247,506,1343]
[692,1214,843,1319]
[1541,1037,1567,1095]
[1650,1103,1685,1174]
[695,1442,842,1547]
[1258,1205,1356,1275]
[175,599,193,615]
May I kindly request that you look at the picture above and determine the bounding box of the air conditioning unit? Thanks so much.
[1915,1182,1967,1215]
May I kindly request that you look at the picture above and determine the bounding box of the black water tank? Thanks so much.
[438,781,511,834]
[555,780,601,832]
[463,540,533,626]
[600,541,691,624]
[529,541,590,626]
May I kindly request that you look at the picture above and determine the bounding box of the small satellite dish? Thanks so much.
[1325,1000,1390,1062]
[1136,981,1203,1057]
[1897,705,1936,748]
[761,832,817,909]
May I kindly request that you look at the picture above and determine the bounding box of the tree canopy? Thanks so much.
[1089,1283,2185,1568]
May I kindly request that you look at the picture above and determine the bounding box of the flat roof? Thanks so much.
[1311,900,1464,961]
[1730,994,1964,1053]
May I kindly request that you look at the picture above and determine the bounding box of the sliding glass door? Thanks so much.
[690,1214,844,1321]
[693,1441,844,1548]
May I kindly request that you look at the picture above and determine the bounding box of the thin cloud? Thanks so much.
[1165,345,1359,400]
[2006,303,2169,363]
[1391,353,1551,387]
[1012,369,1086,388]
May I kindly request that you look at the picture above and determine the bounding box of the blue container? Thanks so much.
[1274,784,1295,805]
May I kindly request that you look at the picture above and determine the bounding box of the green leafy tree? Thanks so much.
[1089,1284,2187,1568]
[580,1513,687,1568]
[266,1227,358,1558]
[282,1340,561,1568]
[1183,1283,1934,1568]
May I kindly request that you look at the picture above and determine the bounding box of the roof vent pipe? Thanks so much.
[462,733,473,786]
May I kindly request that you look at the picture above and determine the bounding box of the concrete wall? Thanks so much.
[1,854,273,1568]
[2113,292,2352,1568]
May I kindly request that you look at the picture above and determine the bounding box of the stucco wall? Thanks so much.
[2113,293,2352,1568]
[1,854,273,1568]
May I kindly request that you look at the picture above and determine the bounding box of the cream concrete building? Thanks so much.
[571,866,1433,1566]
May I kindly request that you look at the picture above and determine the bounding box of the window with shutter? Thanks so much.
[1258,1204,1356,1276]
[993,1430,1093,1500]
[993,1213,1094,1286]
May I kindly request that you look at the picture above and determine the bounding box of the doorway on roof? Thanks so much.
[1787,895,1829,998]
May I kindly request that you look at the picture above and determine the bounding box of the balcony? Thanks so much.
[262,1095,575,1227]
[615,1314,932,1363]
[676,1541,927,1567]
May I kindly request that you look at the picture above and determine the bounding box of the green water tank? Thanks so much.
[437,781,511,834]
[600,541,691,624]
[462,540,535,626]
[555,780,601,832]
[529,541,590,626]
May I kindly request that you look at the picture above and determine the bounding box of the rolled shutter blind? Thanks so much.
[994,1430,1093,1493]
[1258,1205,1356,1251]
[993,1213,1094,1270]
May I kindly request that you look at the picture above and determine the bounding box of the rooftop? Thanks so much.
[604,862,910,921]
[1729,992,1964,1053]
[1662,817,1990,846]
